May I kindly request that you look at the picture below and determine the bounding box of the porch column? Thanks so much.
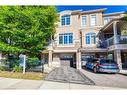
[114,50,122,70]
[76,51,81,69]
[113,21,119,44]
[48,50,53,67]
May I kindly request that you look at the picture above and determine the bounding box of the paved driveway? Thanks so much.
[80,69,127,89]
[45,67,95,85]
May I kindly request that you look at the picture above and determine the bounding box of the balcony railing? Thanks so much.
[105,36,114,47]
[96,37,114,48]
[97,35,127,48]
[119,35,127,44]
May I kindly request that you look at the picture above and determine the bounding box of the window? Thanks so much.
[91,15,96,26]
[61,15,70,26]
[85,33,96,44]
[59,33,73,44]
[104,17,111,25]
[82,16,87,26]
[59,34,63,44]
[86,35,90,44]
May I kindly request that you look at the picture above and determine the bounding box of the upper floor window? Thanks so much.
[90,15,96,26]
[82,16,87,26]
[104,17,111,25]
[85,33,96,44]
[59,33,73,45]
[61,15,70,26]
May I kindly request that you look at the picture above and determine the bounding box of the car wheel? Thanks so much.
[93,67,97,73]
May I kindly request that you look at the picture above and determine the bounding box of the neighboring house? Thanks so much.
[41,8,127,70]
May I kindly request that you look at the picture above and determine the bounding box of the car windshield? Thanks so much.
[100,59,115,64]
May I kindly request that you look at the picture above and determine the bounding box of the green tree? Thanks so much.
[0,6,58,58]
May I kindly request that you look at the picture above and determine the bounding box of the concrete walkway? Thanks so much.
[0,77,122,89]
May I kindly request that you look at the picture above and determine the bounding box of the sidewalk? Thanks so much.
[39,81,122,89]
[0,77,123,89]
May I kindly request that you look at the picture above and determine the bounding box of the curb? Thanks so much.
[118,72,127,76]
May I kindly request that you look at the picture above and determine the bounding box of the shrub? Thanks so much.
[26,57,41,69]
[13,65,23,72]
[0,65,9,71]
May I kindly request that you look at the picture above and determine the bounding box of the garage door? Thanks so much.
[60,58,73,67]
[60,60,70,66]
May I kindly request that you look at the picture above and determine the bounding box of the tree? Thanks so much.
[0,6,58,58]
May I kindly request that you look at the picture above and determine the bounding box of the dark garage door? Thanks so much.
[60,58,73,67]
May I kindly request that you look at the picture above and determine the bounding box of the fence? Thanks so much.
[0,58,43,72]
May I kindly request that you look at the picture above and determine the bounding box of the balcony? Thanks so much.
[97,35,127,50]
[119,35,127,44]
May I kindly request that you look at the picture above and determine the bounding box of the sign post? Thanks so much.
[19,54,26,74]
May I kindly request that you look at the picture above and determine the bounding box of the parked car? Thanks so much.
[81,58,93,68]
[85,58,120,73]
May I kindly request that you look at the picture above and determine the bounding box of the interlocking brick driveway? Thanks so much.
[45,67,95,85]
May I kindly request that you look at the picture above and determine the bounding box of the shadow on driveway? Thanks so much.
[45,67,95,85]
[82,67,117,75]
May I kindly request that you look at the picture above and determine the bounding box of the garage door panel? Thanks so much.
[61,60,70,66]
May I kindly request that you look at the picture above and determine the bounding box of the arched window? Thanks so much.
[85,33,96,44]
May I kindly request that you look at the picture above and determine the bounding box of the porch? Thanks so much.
[98,17,127,50]
[98,17,127,70]
[41,49,82,71]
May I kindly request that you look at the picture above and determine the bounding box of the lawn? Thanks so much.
[0,71,48,80]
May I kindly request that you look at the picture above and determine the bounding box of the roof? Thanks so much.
[100,17,125,32]
[57,8,107,15]
[97,17,127,36]
[81,8,107,14]
[103,11,125,17]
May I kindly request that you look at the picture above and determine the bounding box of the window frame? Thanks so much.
[59,33,73,45]
[90,15,97,26]
[82,15,87,27]
[103,17,111,25]
[85,33,96,45]
[61,15,71,26]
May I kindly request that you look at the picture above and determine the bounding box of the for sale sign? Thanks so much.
[19,54,26,74]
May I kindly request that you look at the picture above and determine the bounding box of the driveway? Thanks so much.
[45,66,95,85]
[80,68,127,88]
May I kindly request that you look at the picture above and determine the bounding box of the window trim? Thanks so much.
[90,14,97,26]
[59,33,73,45]
[60,15,71,26]
[103,17,111,25]
[81,15,87,27]
[85,33,96,45]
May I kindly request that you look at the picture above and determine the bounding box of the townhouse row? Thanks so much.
[41,8,127,70]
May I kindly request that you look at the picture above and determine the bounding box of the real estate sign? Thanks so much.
[19,54,26,74]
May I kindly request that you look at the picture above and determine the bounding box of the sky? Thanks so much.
[56,6,127,14]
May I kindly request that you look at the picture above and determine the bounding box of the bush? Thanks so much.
[13,65,23,72]
[26,57,41,69]
[8,59,19,68]
[0,65,10,71]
